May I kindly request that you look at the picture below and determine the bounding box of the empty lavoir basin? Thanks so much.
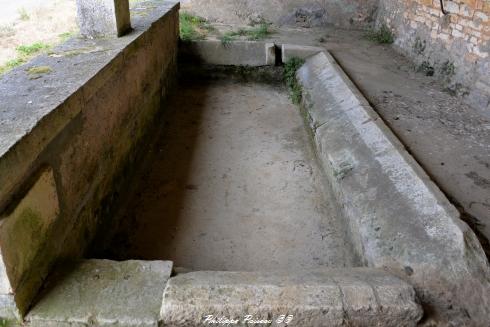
[109,75,355,272]
[95,46,424,326]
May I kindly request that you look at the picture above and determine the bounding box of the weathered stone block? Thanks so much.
[160,269,422,327]
[0,167,59,318]
[76,0,131,38]
[26,260,173,326]
[180,40,276,66]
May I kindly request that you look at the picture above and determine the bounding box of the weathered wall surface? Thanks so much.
[376,0,490,114]
[181,0,379,28]
[0,0,179,318]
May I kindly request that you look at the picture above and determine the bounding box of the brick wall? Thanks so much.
[377,0,490,114]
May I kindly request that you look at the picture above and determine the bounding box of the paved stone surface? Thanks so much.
[103,79,356,271]
[26,260,173,326]
[160,268,422,327]
[297,51,490,325]
[281,44,323,63]
[180,40,275,66]
[76,0,131,38]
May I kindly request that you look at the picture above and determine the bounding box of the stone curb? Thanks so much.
[160,268,422,327]
[297,50,490,324]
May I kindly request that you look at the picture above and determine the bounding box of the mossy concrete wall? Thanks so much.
[0,0,179,319]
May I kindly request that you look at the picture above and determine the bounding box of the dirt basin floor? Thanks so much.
[103,78,356,271]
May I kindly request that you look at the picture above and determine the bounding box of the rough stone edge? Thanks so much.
[160,268,423,327]
[297,50,490,324]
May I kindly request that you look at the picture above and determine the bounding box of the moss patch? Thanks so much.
[284,57,305,105]
[365,24,394,44]
[26,65,52,75]
[220,23,272,45]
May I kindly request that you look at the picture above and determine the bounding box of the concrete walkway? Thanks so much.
[107,79,355,271]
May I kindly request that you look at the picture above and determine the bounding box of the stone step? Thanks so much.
[160,268,423,327]
[26,259,173,327]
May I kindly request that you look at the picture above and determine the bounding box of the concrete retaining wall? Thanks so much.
[297,51,490,325]
[0,0,179,318]
[181,0,378,29]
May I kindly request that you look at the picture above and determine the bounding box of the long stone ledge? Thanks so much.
[160,269,423,327]
[297,51,490,325]
[0,0,180,319]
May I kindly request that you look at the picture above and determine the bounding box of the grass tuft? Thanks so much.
[0,42,51,76]
[59,31,76,41]
[18,7,30,21]
[220,23,272,45]
[247,23,271,40]
[16,42,50,56]
[179,12,213,42]
[284,57,305,105]
[365,24,394,44]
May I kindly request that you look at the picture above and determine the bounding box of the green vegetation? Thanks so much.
[220,23,272,45]
[179,12,213,41]
[0,25,15,38]
[418,60,434,76]
[16,42,49,56]
[365,24,394,44]
[440,60,455,77]
[59,31,76,41]
[413,37,426,55]
[284,57,305,105]
[0,42,51,76]
[0,58,25,75]
[246,23,271,40]
[18,7,30,21]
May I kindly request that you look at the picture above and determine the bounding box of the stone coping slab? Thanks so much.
[0,0,180,214]
[179,40,276,66]
[297,51,490,324]
[160,268,422,327]
[26,260,173,326]
[0,0,179,160]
